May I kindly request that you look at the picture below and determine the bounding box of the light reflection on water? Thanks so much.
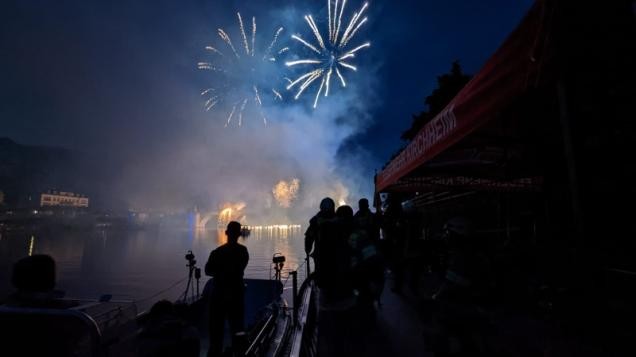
[0,225,307,311]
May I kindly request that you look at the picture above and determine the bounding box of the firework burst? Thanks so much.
[272,178,301,208]
[286,0,371,108]
[199,13,288,127]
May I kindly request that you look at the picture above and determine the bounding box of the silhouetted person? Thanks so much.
[353,198,383,302]
[1,255,85,356]
[205,221,249,357]
[137,300,200,357]
[354,198,380,243]
[317,205,357,357]
[305,197,336,285]
[327,205,356,303]
[3,254,77,309]
[350,205,385,310]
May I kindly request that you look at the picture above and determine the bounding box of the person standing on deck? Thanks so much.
[317,205,358,357]
[304,197,336,285]
[205,221,249,357]
[354,198,381,244]
[353,198,385,308]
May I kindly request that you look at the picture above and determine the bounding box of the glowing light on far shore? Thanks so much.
[272,178,301,208]
[287,0,371,108]
[28,236,34,256]
[217,202,247,227]
[244,225,302,230]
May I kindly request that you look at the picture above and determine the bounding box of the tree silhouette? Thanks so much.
[401,61,471,141]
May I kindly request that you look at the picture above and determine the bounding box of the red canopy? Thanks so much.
[376,1,554,192]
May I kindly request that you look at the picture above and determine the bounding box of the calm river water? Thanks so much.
[0,224,307,312]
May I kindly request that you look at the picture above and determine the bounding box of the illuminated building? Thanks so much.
[40,190,89,208]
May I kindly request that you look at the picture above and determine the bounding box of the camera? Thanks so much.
[185,250,196,265]
[272,254,286,264]
[272,253,286,281]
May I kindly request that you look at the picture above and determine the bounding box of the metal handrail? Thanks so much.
[244,313,275,356]
[289,276,316,357]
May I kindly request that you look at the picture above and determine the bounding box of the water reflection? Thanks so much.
[28,235,34,256]
[0,224,306,311]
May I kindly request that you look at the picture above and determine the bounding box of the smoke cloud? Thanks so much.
[0,0,380,224]
[113,1,380,224]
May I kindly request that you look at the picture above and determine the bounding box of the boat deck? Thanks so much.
[315,274,432,357]
[196,279,286,357]
[356,286,431,357]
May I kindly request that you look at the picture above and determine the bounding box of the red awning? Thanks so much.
[376,1,554,192]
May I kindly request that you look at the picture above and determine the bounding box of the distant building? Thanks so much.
[40,190,89,208]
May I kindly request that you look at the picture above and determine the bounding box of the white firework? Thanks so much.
[286,0,371,108]
[198,13,288,127]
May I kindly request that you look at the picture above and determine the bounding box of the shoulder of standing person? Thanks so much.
[205,247,221,276]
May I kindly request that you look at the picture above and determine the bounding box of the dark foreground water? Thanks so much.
[0,224,307,312]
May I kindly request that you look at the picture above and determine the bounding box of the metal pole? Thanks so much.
[195,268,201,299]
[291,271,298,325]
[557,80,583,240]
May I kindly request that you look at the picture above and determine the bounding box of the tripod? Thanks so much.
[182,250,201,303]
[272,253,286,281]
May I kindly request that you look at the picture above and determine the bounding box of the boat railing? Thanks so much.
[71,300,139,343]
[244,312,277,356]
[286,255,318,357]
[288,274,317,357]
[0,305,102,356]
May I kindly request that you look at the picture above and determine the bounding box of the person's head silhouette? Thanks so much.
[319,197,335,214]
[358,198,369,211]
[12,254,56,293]
[336,205,354,220]
[225,221,242,242]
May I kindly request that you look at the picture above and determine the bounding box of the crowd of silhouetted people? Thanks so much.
[304,195,504,356]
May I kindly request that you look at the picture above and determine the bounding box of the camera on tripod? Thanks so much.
[185,250,196,266]
[181,250,201,302]
[272,253,286,281]
[272,254,286,264]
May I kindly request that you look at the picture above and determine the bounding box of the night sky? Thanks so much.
[0,0,534,207]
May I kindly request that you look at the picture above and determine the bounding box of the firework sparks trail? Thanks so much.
[265,27,284,59]
[251,17,256,56]
[199,13,286,127]
[287,0,370,108]
[253,86,262,106]
[225,103,238,127]
[237,13,250,55]
[238,98,248,126]
[217,29,240,59]
[205,46,224,57]
[313,76,326,108]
